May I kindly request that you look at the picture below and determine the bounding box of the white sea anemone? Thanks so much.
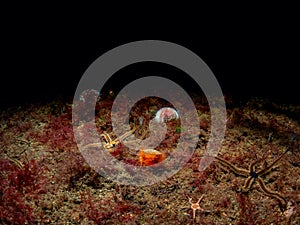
[155,107,179,123]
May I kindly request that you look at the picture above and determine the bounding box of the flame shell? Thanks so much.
[139,149,166,166]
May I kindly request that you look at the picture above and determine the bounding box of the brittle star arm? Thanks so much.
[215,156,249,177]
[242,176,255,192]
[189,195,207,219]
[113,126,137,143]
[83,127,137,151]
[100,132,113,143]
[242,162,258,192]
[256,176,287,207]
[257,148,289,176]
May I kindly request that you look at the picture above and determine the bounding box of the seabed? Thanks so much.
[0,94,299,224]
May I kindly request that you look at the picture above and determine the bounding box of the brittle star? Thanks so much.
[188,195,209,220]
[215,148,290,209]
[82,126,139,152]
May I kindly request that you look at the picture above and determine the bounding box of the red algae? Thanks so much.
[0,96,299,224]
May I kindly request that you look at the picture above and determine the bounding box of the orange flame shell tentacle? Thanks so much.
[139,149,166,166]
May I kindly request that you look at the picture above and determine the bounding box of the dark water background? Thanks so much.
[1,20,298,109]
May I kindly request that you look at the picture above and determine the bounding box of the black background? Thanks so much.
[1,14,299,109]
